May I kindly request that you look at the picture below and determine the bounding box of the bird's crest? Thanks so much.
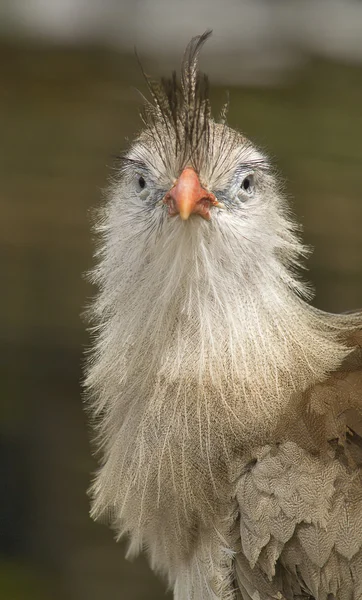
[139,31,228,168]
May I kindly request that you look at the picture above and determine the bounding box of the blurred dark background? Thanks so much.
[1,1,362,599]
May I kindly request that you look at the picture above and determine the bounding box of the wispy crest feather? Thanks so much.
[140,31,216,170]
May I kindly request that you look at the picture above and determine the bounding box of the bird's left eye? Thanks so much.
[138,176,146,189]
[240,174,254,194]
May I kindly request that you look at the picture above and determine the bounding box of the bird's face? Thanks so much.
[122,122,269,221]
[115,121,286,263]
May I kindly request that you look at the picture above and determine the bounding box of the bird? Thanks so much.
[85,31,362,600]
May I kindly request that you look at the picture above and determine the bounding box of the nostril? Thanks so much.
[163,193,178,216]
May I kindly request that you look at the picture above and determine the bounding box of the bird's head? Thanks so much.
[107,30,304,290]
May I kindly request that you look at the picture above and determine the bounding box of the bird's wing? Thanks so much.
[234,322,362,600]
[234,441,362,600]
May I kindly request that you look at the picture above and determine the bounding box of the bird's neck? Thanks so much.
[89,242,351,447]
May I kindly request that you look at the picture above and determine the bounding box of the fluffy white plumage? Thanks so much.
[85,32,362,599]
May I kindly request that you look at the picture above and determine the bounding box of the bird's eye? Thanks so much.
[138,175,146,189]
[241,174,254,193]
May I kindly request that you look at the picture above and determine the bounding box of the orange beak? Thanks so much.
[163,167,222,220]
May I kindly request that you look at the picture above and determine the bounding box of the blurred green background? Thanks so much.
[1,23,362,600]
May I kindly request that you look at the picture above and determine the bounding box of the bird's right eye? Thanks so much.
[138,176,146,190]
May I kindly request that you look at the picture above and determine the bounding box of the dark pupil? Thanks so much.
[242,177,250,191]
[138,176,146,189]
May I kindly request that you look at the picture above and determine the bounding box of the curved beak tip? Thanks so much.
[179,209,192,221]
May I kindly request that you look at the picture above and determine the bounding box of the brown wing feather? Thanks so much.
[235,319,362,599]
[235,440,362,599]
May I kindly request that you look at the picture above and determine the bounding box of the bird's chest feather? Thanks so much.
[120,396,237,537]
[117,398,245,600]
[95,326,308,580]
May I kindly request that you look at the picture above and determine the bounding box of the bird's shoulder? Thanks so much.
[306,322,362,457]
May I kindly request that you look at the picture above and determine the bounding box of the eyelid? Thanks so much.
[243,173,255,182]
[234,157,270,179]
[235,166,255,178]
[119,158,150,177]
